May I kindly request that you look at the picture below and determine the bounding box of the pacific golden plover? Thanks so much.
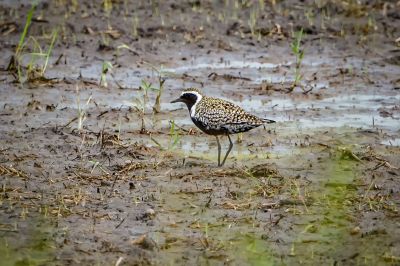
[171,88,275,166]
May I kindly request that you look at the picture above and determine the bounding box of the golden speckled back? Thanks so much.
[192,96,265,134]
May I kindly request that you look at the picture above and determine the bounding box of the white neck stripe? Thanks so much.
[181,91,202,117]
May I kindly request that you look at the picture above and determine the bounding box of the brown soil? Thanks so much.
[0,0,399,265]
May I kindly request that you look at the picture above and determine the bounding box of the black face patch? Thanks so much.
[179,92,199,111]
[180,92,198,104]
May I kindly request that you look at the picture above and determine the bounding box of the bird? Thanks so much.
[171,88,275,166]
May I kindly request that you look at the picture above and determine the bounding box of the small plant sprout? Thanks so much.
[153,77,165,113]
[168,120,180,149]
[248,8,258,37]
[116,43,137,59]
[76,86,92,131]
[18,29,58,83]
[134,79,157,133]
[290,28,304,89]
[132,14,139,38]
[15,2,36,58]
[103,0,113,25]
[143,62,167,113]
[41,28,58,76]
[9,2,59,84]
[100,61,113,87]
[150,120,180,150]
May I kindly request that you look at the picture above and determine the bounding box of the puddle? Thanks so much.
[319,94,400,110]
[228,234,275,265]
[296,115,394,130]
[2,0,400,264]
[292,156,358,263]
[154,134,279,160]
[164,60,280,73]
[147,168,278,265]
[0,218,56,265]
[236,94,400,131]
[381,138,400,146]
[238,94,400,112]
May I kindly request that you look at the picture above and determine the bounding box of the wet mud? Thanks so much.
[0,0,399,265]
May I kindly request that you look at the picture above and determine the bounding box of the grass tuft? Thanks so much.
[291,28,304,89]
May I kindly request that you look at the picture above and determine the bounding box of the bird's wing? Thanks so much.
[205,97,263,123]
[214,98,275,124]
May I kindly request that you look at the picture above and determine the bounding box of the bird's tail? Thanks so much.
[263,118,276,124]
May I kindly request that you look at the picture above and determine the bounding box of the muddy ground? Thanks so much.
[0,0,400,265]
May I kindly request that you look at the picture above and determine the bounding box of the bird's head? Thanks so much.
[171,88,203,110]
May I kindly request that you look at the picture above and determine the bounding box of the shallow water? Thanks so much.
[1,2,399,263]
[381,138,400,146]
[164,60,280,73]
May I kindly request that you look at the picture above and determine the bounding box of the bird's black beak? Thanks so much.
[170,98,182,103]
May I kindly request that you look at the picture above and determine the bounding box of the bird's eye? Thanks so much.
[188,93,196,100]
[181,93,197,102]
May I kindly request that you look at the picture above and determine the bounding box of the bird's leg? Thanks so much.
[215,136,221,167]
[221,134,233,167]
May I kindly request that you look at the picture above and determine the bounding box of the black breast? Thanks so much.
[191,117,229,135]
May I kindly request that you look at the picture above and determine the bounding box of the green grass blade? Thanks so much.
[42,28,58,75]
[16,2,37,57]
